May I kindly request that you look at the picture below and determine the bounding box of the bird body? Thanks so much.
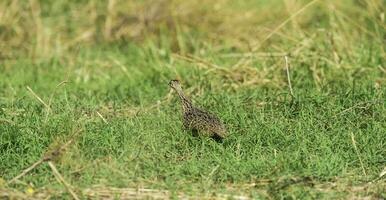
[169,80,227,139]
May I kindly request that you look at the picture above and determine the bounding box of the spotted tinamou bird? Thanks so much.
[168,80,227,140]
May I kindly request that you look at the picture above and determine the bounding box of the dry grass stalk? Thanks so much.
[109,56,132,78]
[83,186,251,200]
[172,53,229,72]
[172,52,276,89]
[84,187,173,200]
[0,188,47,200]
[48,161,80,200]
[104,0,116,40]
[284,56,294,97]
[350,132,367,176]
[220,52,289,58]
[7,159,46,185]
[96,111,109,124]
[26,86,51,111]
[8,129,82,184]
[234,0,321,68]
[44,80,69,123]
[379,166,386,178]
[85,89,173,121]
[47,81,69,109]
[3,178,384,200]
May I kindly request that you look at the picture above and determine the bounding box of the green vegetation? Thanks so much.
[1,0,385,199]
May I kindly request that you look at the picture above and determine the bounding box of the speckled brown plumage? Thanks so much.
[169,80,227,139]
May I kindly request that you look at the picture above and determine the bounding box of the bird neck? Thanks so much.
[175,88,193,112]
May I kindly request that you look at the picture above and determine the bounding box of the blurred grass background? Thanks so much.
[0,0,385,199]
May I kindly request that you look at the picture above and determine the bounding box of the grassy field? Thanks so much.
[1,0,385,199]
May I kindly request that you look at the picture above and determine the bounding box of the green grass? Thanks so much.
[1,0,385,199]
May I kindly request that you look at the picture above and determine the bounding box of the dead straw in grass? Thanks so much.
[8,128,82,184]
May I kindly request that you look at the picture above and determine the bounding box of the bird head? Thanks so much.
[168,79,182,91]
